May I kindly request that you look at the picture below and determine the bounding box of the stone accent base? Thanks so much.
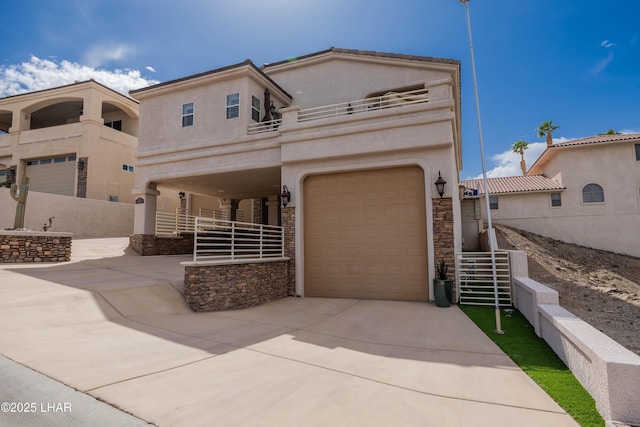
[184,260,289,312]
[281,207,296,296]
[1,231,72,263]
[129,234,194,256]
[432,197,456,302]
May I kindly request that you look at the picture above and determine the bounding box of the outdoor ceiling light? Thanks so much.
[280,185,291,207]
[434,171,447,198]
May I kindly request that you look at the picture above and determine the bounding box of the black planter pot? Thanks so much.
[433,278,453,307]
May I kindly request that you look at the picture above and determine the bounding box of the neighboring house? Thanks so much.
[130,48,462,302]
[0,80,140,203]
[461,133,640,257]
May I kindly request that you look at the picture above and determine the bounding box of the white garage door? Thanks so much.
[304,166,429,301]
[25,155,76,196]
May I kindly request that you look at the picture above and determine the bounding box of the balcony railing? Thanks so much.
[246,88,429,135]
[455,251,512,307]
[193,217,284,262]
[156,208,246,235]
[247,119,282,135]
[298,88,429,123]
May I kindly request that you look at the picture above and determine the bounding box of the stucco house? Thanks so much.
[0,80,142,202]
[461,133,640,257]
[129,48,462,304]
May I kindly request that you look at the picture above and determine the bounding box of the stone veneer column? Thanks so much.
[281,206,296,296]
[432,197,455,296]
[76,157,88,198]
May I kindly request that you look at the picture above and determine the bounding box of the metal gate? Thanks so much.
[455,251,512,306]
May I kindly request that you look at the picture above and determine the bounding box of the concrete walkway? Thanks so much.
[0,238,579,426]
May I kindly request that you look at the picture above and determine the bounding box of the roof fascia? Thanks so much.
[131,62,292,102]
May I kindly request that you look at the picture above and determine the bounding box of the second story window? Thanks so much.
[635,143,640,161]
[550,192,562,207]
[251,96,260,122]
[182,103,194,127]
[226,93,239,119]
[582,183,604,203]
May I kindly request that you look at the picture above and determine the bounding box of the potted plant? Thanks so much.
[433,259,453,307]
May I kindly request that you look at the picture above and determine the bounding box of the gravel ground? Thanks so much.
[495,225,640,356]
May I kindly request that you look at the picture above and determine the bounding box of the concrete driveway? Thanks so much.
[0,238,578,426]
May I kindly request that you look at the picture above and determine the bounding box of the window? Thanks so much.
[182,103,194,127]
[489,195,499,210]
[582,183,604,203]
[105,120,122,131]
[550,192,562,207]
[251,96,260,122]
[122,164,134,172]
[226,93,239,119]
[40,159,51,165]
[635,144,640,161]
[54,157,66,163]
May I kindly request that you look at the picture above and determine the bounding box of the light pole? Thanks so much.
[459,0,503,333]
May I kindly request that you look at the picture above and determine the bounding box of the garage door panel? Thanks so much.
[304,166,428,301]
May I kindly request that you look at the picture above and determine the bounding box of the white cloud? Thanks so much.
[590,51,614,75]
[482,142,548,178]
[145,66,157,73]
[0,56,159,97]
[83,43,133,68]
[600,40,615,48]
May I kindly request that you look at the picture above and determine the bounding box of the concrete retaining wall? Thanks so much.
[0,188,133,238]
[509,251,640,425]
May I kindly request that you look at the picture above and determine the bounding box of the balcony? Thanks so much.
[247,87,429,135]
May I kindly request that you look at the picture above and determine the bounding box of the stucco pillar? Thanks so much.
[219,198,239,221]
[266,195,279,226]
[133,187,160,235]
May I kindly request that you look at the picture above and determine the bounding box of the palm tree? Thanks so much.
[537,120,559,147]
[597,128,621,136]
[512,139,529,175]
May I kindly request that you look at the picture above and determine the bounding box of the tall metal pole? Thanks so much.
[459,0,503,333]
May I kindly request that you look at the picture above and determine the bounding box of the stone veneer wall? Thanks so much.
[432,197,456,300]
[0,231,72,263]
[76,157,88,198]
[129,233,194,256]
[281,207,296,296]
[184,260,289,311]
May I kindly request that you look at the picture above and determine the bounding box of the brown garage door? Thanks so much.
[304,166,428,301]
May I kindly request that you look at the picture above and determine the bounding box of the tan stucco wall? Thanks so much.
[0,188,134,237]
[0,81,140,204]
[475,140,640,257]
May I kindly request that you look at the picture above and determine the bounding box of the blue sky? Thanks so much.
[1,0,638,178]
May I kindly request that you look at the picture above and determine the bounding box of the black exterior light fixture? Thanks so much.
[77,159,85,170]
[280,185,291,207]
[178,192,186,200]
[434,171,447,198]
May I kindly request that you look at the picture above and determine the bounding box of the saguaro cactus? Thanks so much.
[10,175,29,229]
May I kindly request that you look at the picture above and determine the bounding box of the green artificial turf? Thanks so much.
[460,305,604,427]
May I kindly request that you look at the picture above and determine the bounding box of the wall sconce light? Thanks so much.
[77,159,85,170]
[434,171,447,198]
[280,185,291,207]
[178,191,186,200]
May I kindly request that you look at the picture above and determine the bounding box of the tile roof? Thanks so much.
[460,175,565,196]
[262,47,460,69]
[552,133,640,148]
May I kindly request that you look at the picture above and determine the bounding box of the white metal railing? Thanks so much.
[155,208,246,235]
[297,88,429,122]
[247,119,283,135]
[193,217,284,262]
[455,251,512,307]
